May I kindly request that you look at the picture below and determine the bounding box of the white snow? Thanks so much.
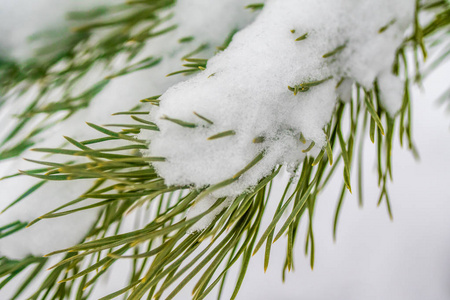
[142,0,415,228]
[0,0,260,258]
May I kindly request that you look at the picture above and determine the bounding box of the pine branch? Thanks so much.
[1,1,449,300]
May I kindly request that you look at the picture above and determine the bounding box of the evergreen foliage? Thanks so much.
[0,1,449,299]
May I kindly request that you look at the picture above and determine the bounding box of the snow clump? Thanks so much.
[142,0,415,227]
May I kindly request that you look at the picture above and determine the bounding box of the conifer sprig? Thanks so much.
[1,1,449,299]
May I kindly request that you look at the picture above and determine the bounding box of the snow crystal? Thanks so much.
[142,0,415,227]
